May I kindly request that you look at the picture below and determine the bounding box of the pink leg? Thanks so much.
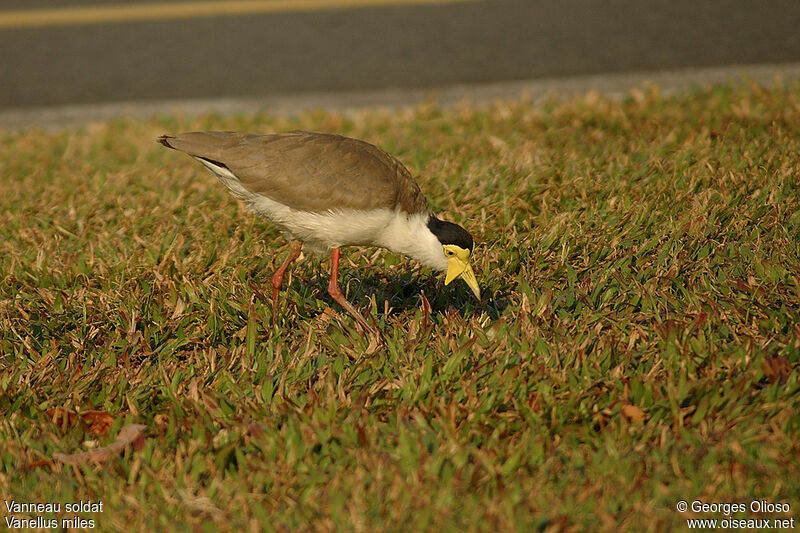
[271,240,303,324]
[327,248,375,334]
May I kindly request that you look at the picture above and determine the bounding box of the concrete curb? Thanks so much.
[2,62,799,131]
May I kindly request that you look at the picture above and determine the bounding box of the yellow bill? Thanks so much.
[443,244,481,300]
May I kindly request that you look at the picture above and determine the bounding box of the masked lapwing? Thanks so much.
[158,130,480,334]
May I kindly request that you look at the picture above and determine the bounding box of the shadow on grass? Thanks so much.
[271,261,511,324]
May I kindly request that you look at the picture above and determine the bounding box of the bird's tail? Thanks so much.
[157,134,176,149]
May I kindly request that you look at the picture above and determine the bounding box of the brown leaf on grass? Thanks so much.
[25,459,54,470]
[246,422,267,439]
[52,424,147,465]
[47,407,78,429]
[689,312,708,333]
[621,404,646,424]
[154,413,170,438]
[319,307,336,323]
[364,330,383,355]
[419,290,431,330]
[355,422,369,447]
[762,355,793,384]
[80,411,115,436]
[46,408,115,436]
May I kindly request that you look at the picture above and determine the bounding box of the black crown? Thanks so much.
[427,215,474,252]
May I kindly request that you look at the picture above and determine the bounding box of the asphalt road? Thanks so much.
[2,0,800,111]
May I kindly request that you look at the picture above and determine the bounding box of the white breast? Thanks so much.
[250,196,396,252]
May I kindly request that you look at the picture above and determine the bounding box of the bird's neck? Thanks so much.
[377,211,448,271]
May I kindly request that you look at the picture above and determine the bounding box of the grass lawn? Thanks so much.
[1,81,799,531]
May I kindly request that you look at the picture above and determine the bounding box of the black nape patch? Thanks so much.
[427,215,474,251]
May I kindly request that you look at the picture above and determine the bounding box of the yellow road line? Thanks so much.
[0,0,483,29]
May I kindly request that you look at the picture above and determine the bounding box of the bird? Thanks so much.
[158,130,480,334]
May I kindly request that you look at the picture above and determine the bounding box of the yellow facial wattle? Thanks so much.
[443,244,481,300]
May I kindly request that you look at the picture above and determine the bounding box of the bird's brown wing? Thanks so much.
[160,130,429,214]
